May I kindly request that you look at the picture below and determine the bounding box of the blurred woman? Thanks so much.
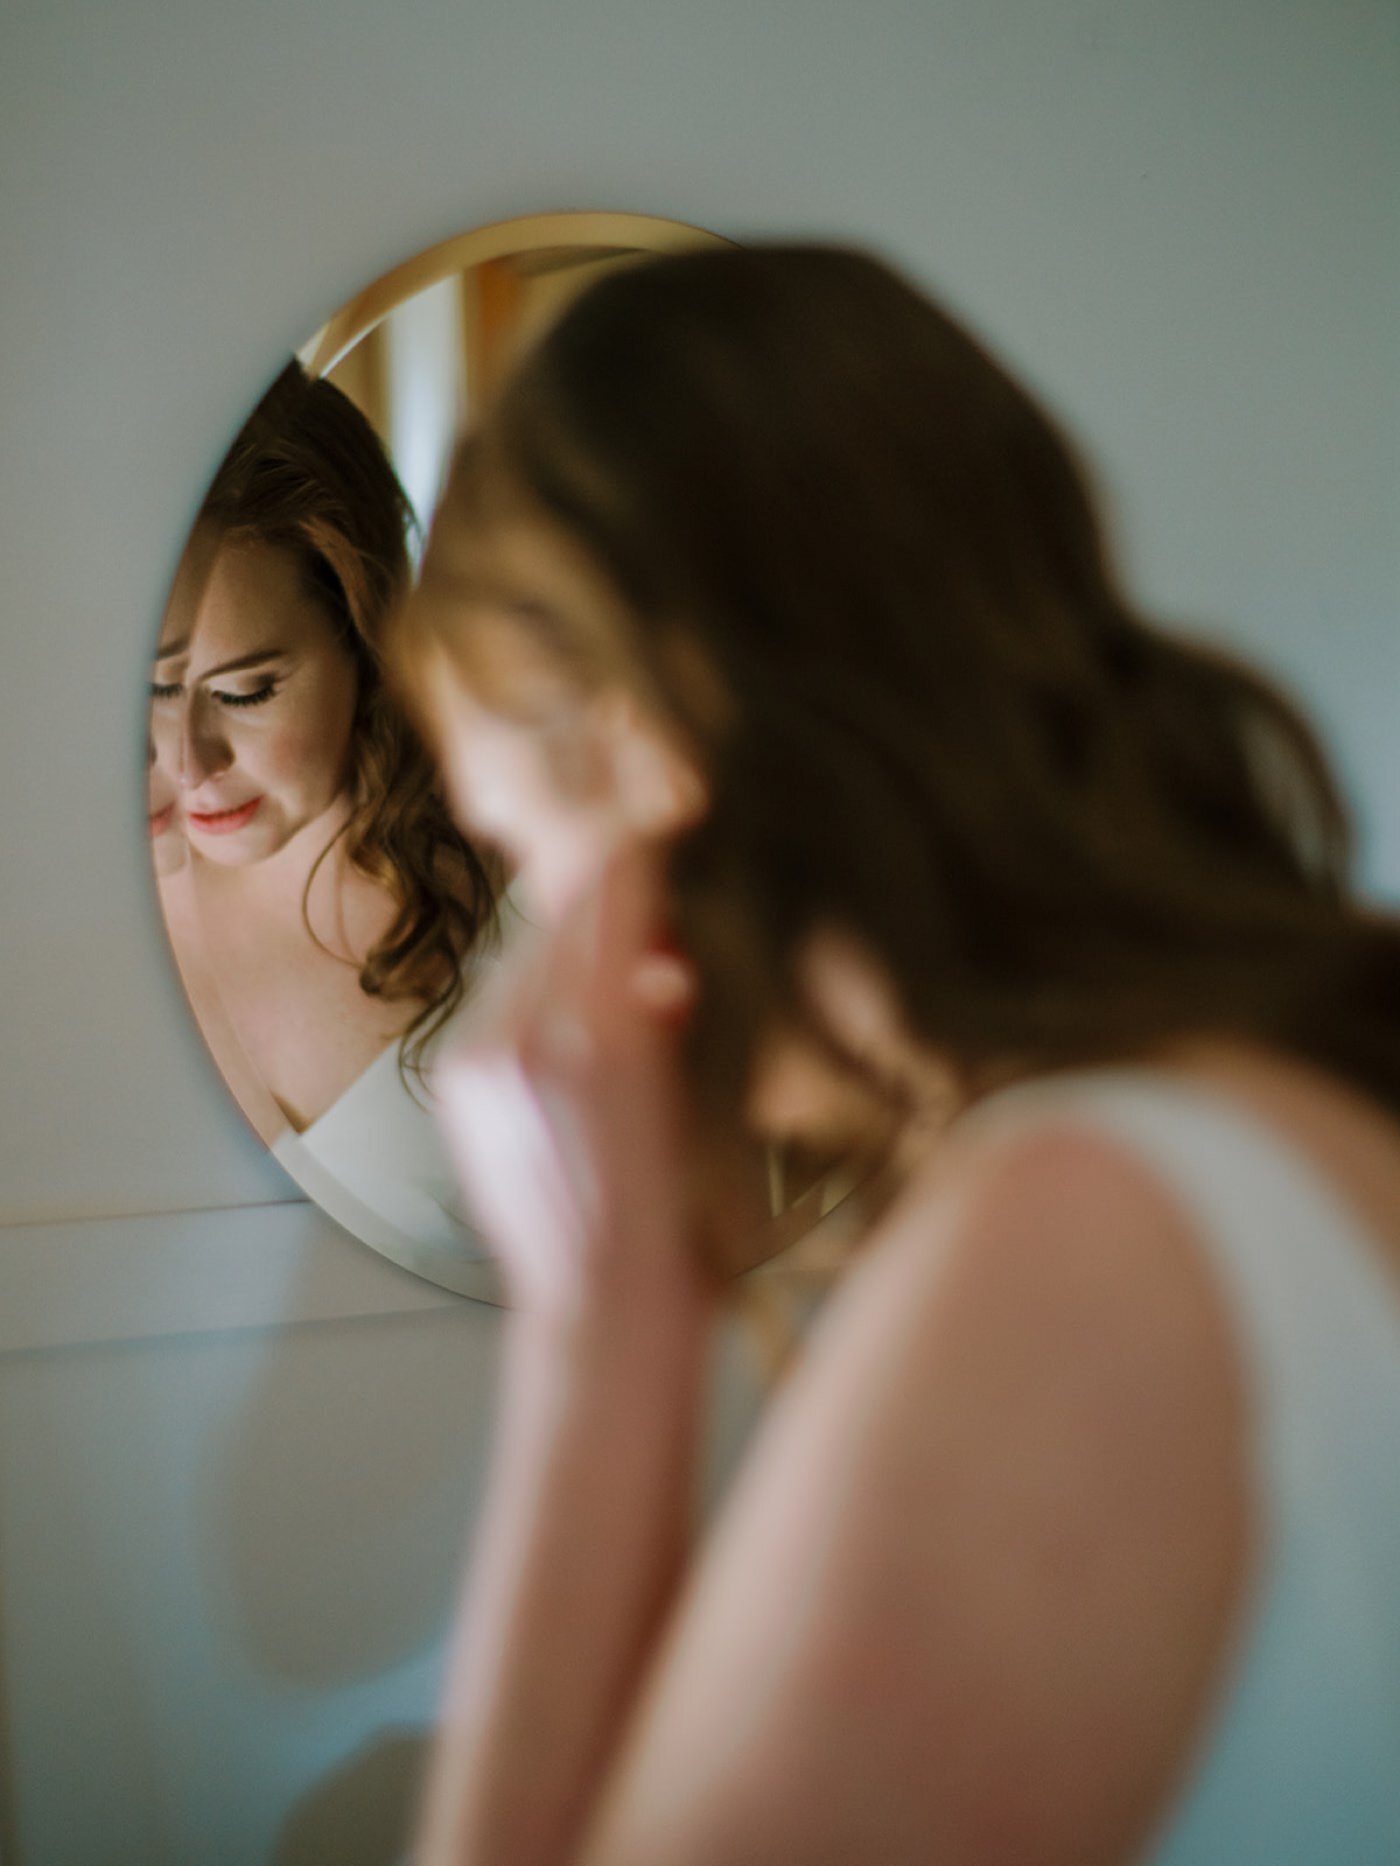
[392,244,1400,1865]
[151,363,499,1237]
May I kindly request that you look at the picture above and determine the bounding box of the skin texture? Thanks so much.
[147,734,184,876]
[415,849,713,1866]
[574,1114,1251,1866]
[409,520,1400,1866]
[151,534,359,867]
[422,629,705,927]
[151,535,417,1131]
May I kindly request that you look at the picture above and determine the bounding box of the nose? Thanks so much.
[179,696,233,791]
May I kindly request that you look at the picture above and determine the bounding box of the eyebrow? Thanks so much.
[153,644,290,681]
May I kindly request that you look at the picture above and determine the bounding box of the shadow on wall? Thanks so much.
[270,1727,428,1866]
[197,1283,501,1688]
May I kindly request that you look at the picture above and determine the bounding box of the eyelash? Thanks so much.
[217,682,278,709]
[149,681,278,709]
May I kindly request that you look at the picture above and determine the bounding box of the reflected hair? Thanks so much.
[201,360,500,1069]
[398,243,1400,1130]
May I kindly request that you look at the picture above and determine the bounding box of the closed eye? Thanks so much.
[212,682,278,709]
[148,678,279,708]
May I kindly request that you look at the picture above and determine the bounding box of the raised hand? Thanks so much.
[434,840,701,1320]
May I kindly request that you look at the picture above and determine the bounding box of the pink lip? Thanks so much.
[188,797,261,835]
[148,803,175,837]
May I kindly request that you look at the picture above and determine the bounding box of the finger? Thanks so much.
[584,838,670,1022]
[526,837,666,1046]
[436,1049,594,1270]
[630,948,697,1023]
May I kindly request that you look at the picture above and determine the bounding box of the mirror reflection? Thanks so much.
[146,213,774,1296]
[151,358,505,1285]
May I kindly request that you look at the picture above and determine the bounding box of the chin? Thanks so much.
[189,827,278,866]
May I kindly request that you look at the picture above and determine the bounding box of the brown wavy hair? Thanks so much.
[201,360,501,1070]
[397,243,1400,1133]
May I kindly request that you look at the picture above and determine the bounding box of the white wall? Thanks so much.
[0,1,1394,1859]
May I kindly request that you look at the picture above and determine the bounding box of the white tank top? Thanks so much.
[966,1069,1400,1864]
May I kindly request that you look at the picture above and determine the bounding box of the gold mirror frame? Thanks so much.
[301,210,730,379]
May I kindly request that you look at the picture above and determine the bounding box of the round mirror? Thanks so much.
[146,211,862,1301]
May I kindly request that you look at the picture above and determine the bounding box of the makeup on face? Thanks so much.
[150,539,359,867]
[185,796,263,836]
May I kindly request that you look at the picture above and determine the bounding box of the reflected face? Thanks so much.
[147,732,185,876]
[150,535,359,867]
[419,518,704,921]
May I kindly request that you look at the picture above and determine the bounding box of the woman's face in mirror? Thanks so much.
[151,534,359,868]
[147,728,182,874]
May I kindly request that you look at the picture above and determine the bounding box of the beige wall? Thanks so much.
[0,0,1395,1858]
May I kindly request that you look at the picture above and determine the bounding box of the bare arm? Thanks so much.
[414,835,1250,1866]
[413,850,715,1866]
[575,1121,1251,1866]
[416,1279,710,1866]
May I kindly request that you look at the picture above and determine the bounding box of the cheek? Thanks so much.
[441,716,589,847]
[148,709,180,780]
[257,681,357,799]
[148,751,177,810]
[439,723,621,919]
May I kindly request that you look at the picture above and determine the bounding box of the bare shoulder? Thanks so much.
[583,1119,1251,1866]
